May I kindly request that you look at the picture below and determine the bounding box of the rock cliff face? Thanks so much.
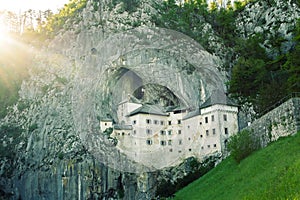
[0,0,299,199]
[235,0,300,58]
[0,53,157,199]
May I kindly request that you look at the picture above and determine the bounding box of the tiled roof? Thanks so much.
[200,90,238,109]
[165,105,188,113]
[182,109,200,120]
[113,124,133,130]
[100,118,113,122]
[127,104,169,117]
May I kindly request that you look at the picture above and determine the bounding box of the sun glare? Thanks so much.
[0,21,9,44]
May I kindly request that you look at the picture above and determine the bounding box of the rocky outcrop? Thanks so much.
[0,52,156,199]
[235,0,300,58]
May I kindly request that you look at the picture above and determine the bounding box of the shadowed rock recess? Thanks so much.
[1,0,299,199]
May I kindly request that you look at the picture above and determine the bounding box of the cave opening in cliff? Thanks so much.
[109,67,181,109]
[133,84,180,107]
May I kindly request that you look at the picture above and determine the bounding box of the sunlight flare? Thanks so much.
[0,21,8,43]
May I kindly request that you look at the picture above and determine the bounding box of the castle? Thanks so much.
[100,90,239,169]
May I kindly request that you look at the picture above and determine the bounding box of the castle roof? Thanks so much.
[182,109,200,120]
[100,118,113,122]
[165,105,188,113]
[113,124,133,130]
[200,90,238,109]
[127,104,169,117]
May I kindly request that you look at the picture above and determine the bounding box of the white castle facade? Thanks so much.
[100,91,239,169]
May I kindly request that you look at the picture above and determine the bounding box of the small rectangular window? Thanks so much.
[205,117,208,123]
[146,139,152,145]
[168,140,172,145]
[168,121,172,125]
[178,120,181,124]
[160,121,164,125]
[213,129,216,135]
[207,145,210,148]
[225,128,228,135]
[160,130,165,135]
[178,130,181,134]
[206,130,209,136]
[160,140,166,146]
[146,129,152,134]
[223,114,227,121]
[146,119,151,124]
[179,139,182,145]
[133,130,136,134]
[168,130,172,135]
[104,123,107,126]
[154,120,159,125]
[211,115,214,122]
[214,144,217,147]
[133,120,137,124]
[189,148,192,152]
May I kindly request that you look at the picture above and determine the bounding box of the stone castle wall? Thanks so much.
[245,97,300,147]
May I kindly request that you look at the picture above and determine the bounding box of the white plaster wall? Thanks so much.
[117,101,142,123]
[100,121,113,131]
[112,103,239,169]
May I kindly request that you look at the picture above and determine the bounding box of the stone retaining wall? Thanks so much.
[245,98,300,147]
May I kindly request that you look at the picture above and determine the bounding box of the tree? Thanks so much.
[228,129,260,163]
[284,19,300,93]
[43,0,87,37]
[229,57,267,100]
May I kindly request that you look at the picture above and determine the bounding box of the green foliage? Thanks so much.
[228,129,260,163]
[156,156,218,198]
[153,0,212,51]
[175,131,300,200]
[103,127,113,136]
[0,123,26,178]
[0,38,30,118]
[58,152,64,160]
[0,123,24,161]
[208,7,236,47]
[111,0,139,13]
[283,20,300,93]
[229,19,300,115]
[28,123,38,132]
[153,0,300,115]
[229,57,267,100]
[43,0,87,37]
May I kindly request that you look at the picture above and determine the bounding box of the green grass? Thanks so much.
[174,131,300,200]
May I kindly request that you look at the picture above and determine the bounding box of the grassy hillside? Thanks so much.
[174,131,300,200]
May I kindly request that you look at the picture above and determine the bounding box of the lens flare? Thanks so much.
[0,21,8,43]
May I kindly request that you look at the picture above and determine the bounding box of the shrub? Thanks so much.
[156,155,219,198]
[103,127,113,136]
[228,129,261,163]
